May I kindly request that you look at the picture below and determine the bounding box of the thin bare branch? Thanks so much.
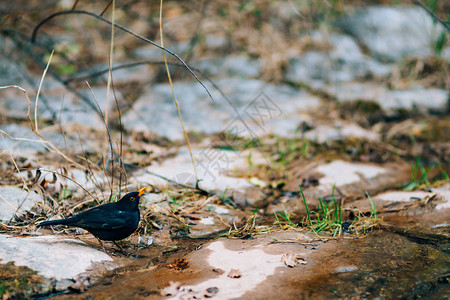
[412,0,449,32]
[35,49,54,133]
[31,9,215,103]
[159,0,198,181]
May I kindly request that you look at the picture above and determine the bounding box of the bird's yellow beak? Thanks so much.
[138,187,147,196]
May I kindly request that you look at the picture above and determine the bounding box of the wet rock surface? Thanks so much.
[50,230,449,299]
[0,2,449,299]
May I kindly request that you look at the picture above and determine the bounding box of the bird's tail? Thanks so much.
[38,218,72,227]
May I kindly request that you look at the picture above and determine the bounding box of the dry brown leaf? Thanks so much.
[227,268,241,278]
[165,258,189,270]
[281,252,307,268]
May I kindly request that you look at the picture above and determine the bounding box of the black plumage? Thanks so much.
[38,187,146,242]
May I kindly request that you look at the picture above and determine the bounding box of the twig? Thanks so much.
[144,170,209,196]
[40,168,100,205]
[85,81,113,192]
[159,0,198,182]
[35,49,54,134]
[104,0,116,192]
[0,85,86,170]
[2,30,100,113]
[111,77,127,197]
[74,131,106,195]
[65,59,277,180]
[31,9,215,103]
[0,133,41,221]
[2,29,93,83]
[144,169,236,207]
[71,0,80,10]
[100,0,113,16]
[0,133,31,193]
[183,0,207,64]
[0,194,18,211]
[30,9,276,182]
[412,0,449,32]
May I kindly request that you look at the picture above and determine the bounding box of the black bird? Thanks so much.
[38,187,146,252]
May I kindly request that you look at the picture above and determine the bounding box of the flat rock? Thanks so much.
[286,28,448,113]
[172,240,283,299]
[362,189,450,211]
[430,184,450,210]
[67,231,449,299]
[327,82,448,112]
[168,232,313,300]
[195,55,261,78]
[3,86,118,129]
[0,73,110,127]
[69,62,154,85]
[0,53,27,86]
[122,78,319,140]
[376,189,450,211]
[57,86,119,128]
[0,234,114,280]
[185,203,246,239]
[0,187,42,223]
[314,160,387,189]
[203,34,228,50]
[158,230,449,299]
[377,87,448,111]
[325,82,386,103]
[374,190,433,203]
[311,160,412,197]
[286,32,392,88]
[135,148,265,206]
[0,124,78,156]
[338,6,449,61]
[0,123,97,156]
[1,93,58,120]
[345,188,450,228]
[308,159,402,196]
[267,160,410,216]
[131,41,191,61]
[20,167,107,197]
[303,122,380,143]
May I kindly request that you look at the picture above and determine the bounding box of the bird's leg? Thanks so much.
[96,238,118,256]
[113,241,128,255]
[113,241,138,258]
[97,238,107,253]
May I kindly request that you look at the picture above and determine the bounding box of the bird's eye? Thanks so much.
[130,197,135,201]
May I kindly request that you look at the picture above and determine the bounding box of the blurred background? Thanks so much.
[0,1,449,298]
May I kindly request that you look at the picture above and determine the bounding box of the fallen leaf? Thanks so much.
[227,268,242,278]
[165,258,189,270]
[281,252,307,268]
